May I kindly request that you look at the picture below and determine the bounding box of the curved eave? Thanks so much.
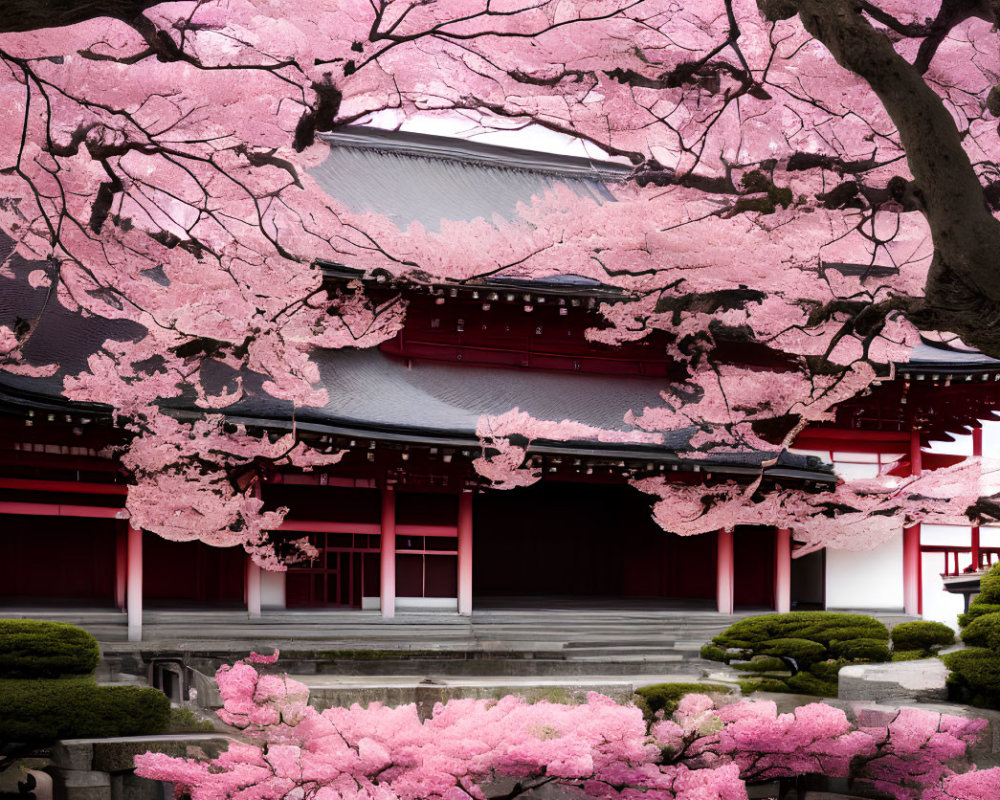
[318,260,629,302]
[900,341,1000,378]
[0,383,835,485]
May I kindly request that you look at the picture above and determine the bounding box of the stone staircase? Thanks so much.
[5,604,917,688]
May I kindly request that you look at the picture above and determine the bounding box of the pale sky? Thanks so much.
[927,418,1000,457]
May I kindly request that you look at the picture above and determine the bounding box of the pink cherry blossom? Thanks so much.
[134,657,993,800]
[3,1,1000,559]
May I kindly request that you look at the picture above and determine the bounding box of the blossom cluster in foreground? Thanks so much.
[134,654,1000,799]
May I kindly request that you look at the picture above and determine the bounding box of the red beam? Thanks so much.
[395,524,458,537]
[277,520,382,535]
[0,478,128,495]
[0,452,119,472]
[796,428,911,445]
[0,501,125,518]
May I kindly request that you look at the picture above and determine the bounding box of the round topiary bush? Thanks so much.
[958,603,1000,628]
[891,650,926,662]
[0,678,170,742]
[759,638,827,666]
[830,638,891,662]
[961,611,1000,651]
[807,659,848,682]
[739,678,790,695]
[890,621,955,653]
[0,619,99,678]
[784,671,839,697]
[699,644,727,662]
[942,647,1000,710]
[711,612,888,650]
[731,655,787,673]
[975,562,1000,605]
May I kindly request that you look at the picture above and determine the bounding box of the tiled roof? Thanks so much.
[311,128,625,233]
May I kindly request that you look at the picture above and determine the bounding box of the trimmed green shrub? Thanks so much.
[732,656,786,673]
[943,648,1000,710]
[961,611,1000,650]
[706,612,897,698]
[759,638,827,666]
[975,563,1000,605]
[890,621,955,653]
[0,677,170,741]
[0,619,99,678]
[891,650,926,662]
[945,570,1000,711]
[699,644,727,662]
[168,707,218,734]
[808,659,848,682]
[633,682,731,720]
[739,678,790,695]
[830,638,890,662]
[785,671,839,697]
[712,612,888,650]
[958,603,1000,628]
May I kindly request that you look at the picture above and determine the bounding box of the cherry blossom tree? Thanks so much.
[134,654,999,800]
[3,0,1000,557]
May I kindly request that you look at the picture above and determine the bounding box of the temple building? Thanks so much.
[1,127,997,640]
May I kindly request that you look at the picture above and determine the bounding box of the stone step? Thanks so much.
[186,672,721,712]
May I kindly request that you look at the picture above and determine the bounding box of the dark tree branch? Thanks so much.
[0,0,165,33]
[763,0,1000,354]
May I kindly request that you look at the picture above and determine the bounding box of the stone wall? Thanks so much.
[50,735,234,800]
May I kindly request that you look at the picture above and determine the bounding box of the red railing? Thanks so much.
[921,545,1000,577]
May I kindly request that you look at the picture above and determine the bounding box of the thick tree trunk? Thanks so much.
[0,0,164,33]
[762,0,1000,355]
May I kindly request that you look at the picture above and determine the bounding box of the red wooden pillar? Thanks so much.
[380,488,396,618]
[127,525,143,642]
[903,428,922,616]
[972,427,983,570]
[457,492,473,616]
[775,528,792,613]
[114,525,128,610]
[717,529,734,614]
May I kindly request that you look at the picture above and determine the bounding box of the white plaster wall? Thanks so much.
[822,456,906,610]
[826,531,904,610]
[260,571,286,609]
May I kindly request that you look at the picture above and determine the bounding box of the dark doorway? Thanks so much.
[734,526,776,609]
[473,481,717,600]
[143,535,245,606]
[0,516,116,604]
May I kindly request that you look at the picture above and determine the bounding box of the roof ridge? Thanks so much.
[319,127,632,181]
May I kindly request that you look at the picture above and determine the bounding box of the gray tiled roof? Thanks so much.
[310,129,624,232]
[2,127,992,480]
[906,341,1000,370]
[0,254,830,476]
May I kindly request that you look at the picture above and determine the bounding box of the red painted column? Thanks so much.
[114,525,127,610]
[775,528,792,613]
[380,488,396,618]
[127,525,143,642]
[903,428,922,616]
[972,427,983,570]
[457,492,473,616]
[717,529,734,615]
